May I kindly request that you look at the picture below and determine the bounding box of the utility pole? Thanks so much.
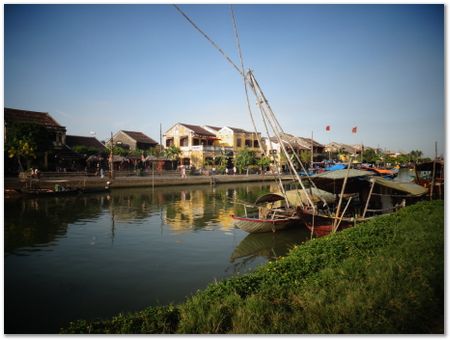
[310,131,314,169]
[109,132,114,179]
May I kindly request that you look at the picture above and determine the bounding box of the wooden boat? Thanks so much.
[361,166,396,178]
[414,160,444,199]
[231,211,299,234]
[300,170,428,237]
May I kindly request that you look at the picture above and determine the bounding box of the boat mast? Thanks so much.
[245,70,315,209]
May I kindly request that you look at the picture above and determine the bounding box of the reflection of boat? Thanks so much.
[230,228,310,262]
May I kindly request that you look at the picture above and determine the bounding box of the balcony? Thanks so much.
[180,145,233,153]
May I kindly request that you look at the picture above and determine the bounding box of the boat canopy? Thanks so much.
[284,188,335,206]
[415,160,444,172]
[373,177,428,196]
[310,169,373,194]
[254,193,285,205]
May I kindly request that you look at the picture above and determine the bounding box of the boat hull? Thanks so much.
[231,214,299,233]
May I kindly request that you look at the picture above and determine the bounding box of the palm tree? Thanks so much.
[163,145,181,170]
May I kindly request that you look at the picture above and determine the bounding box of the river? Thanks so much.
[4,182,311,333]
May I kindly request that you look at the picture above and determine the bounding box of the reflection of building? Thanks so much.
[162,189,206,232]
[108,130,158,151]
[161,188,235,232]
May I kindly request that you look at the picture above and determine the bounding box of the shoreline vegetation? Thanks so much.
[62,200,444,334]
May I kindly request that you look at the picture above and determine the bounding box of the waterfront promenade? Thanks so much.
[5,173,291,191]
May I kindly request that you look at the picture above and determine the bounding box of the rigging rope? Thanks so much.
[173,5,243,77]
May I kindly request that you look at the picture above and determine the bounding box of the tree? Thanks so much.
[257,156,271,171]
[235,148,256,174]
[362,148,381,164]
[110,145,129,157]
[5,122,51,172]
[299,150,311,166]
[163,145,181,170]
[409,150,423,163]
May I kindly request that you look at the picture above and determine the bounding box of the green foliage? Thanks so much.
[163,145,182,161]
[299,150,311,165]
[5,122,51,170]
[72,145,102,156]
[111,145,129,157]
[257,156,271,169]
[235,148,256,174]
[363,148,381,163]
[62,201,444,334]
[63,305,180,334]
[128,148,146,158]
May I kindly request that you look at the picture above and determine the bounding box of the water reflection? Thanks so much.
[228,227,310,273]
[4,182,307,333]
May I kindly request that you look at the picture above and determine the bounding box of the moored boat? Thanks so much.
[231,212,299,233]
[18,187,81,197]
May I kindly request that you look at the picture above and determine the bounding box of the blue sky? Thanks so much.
[4,4,444,157]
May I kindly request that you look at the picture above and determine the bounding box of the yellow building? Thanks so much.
[217,126,264,158]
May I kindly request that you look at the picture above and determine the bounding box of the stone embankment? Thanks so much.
[5,174,291,191]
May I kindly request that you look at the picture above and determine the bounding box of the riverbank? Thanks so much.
[63,200,444,334]
[4,174,291,192]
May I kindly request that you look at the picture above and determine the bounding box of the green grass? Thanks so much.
[62,200,444,334]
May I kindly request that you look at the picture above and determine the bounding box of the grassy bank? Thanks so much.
[63,200,444,334]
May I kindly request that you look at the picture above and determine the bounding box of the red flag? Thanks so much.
[352,126,357,134]
[325,125,331,131]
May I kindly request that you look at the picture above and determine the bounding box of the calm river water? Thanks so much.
[4,182,311,333]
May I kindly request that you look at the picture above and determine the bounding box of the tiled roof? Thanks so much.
[65,135,107,151]
[227,126,250,133]
[204,125,222,131]
[4,107,63,128]
[122,130,158,145]
[180,123,216,137]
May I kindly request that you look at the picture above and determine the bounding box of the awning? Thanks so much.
[373,177,428,196]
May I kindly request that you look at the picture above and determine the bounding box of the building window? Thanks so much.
[245,139,252,147]
[166,138,174,147]
[236,138,242,147]
[193,138,200,146]
[180,137,189,147]
[253,140,259,148]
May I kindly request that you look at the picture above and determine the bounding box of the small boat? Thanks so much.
[231,211,300,234]
[361,166,396,179]
[19,187,81,197]
[231,193,300,233]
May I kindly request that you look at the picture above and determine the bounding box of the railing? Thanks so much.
[180,145,234,152]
